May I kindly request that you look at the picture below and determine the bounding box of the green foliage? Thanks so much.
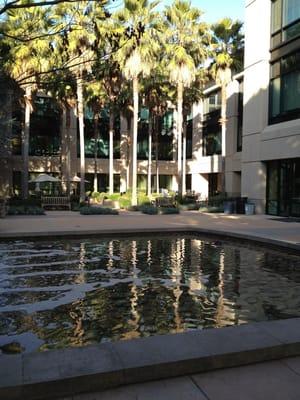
[91,192,107,202]
[179,203,199,211]
[137,192,151,206]
[199,206,224,213]
[80,206,119,215]
[9,197,41,207]
[8,206,45,215]
[159,207,180,214]
[140,205,158,215]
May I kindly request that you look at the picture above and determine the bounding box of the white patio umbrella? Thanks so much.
[70,175,89,183]
[29,174,61,183]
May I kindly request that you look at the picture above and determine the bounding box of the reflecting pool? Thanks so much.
[0,234,300,353]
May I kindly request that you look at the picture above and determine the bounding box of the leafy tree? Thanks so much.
[210,18,244,158]
[53,1,106,201]
[3,5,53,198]
[164,0,209,196]
[115,0,162,206]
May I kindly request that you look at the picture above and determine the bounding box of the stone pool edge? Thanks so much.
[1,226,300,253]
[1,318,300,400]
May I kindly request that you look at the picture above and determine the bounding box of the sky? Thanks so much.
[109,0,245,24]
[158,0,245,23]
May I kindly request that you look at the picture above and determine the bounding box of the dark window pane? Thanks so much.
[270,77,281,117]
[282,71,300,111]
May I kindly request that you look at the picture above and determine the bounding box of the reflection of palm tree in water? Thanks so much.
[171,239,184,332]
[123,240,140,339]
[70,242,86,346]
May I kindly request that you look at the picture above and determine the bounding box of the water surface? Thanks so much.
[0,234,299,353]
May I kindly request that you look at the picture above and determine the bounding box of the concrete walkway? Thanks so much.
[0,211,300,250]
[58,356,300,400]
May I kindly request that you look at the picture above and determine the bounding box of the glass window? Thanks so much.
[204,92,221,114]
[269,50,300,123]
[270,77,281,117]
[282,71,300,111]
[267,161,279,215]
[283,0,300,26]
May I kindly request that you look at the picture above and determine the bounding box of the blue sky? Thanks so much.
[109,1,245,23]
[158,0,245,23]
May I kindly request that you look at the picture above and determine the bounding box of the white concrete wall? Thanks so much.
[241,0,271,212]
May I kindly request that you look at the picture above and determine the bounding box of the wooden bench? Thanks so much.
[41,196,71,210]
[155,196,176,208]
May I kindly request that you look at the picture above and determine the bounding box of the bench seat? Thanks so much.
[41,196,71,210]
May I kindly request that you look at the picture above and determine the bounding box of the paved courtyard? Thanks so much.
[1,211,300,249]
[58,356,300,400]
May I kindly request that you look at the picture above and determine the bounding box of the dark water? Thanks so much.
[0,234,300,353]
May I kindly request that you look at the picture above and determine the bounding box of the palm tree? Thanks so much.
[115,0,162,206]
[210,18,244,159]
[164,0,209,197]
[85,82,106,192]
[54,1,107,201]
[3,6,52,198]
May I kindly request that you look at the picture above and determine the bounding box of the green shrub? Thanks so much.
[9,197,41,207]
[138,192,151,206]
[140,206,158,215]
[8,205,45,215]
[119,197,131,209]
[159,207,180,214]
[199,206,224,213]
[179,203,199,211]
[80,206,119,215]
[107,193,120,201]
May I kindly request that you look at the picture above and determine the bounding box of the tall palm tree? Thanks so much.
[85,81,106,192]
[3,6,52,198]
[54,1,107,201]
[210,18,244,159]
[115,0,162,206]
[164,0,209,197]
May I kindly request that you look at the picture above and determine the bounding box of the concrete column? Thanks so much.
[241,0,271,212]
[192,173,208,199]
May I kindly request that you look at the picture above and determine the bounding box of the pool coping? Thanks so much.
[1,226,300,253]
[1,318,300,400]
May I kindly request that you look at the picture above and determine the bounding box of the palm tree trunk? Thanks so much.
[147,113,152,197]
[182,118,187,196]
[77,73,85,202]
[177,80,183,196]
[132,76,138,206]
[155,116,159,194]
[109,109,114,195]
[93,112,99,192]
[22,86,31,199]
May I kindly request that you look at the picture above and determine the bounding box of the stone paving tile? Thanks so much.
[72,376,206,400]
[281,357,300,375]
[192,359,300,400]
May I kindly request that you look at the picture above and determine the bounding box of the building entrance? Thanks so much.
[266,158,300,217]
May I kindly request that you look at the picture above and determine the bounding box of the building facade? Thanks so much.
[1,0,299,216]
[242,0,300,216]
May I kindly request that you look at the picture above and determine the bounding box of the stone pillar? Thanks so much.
[241,0,271,213]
